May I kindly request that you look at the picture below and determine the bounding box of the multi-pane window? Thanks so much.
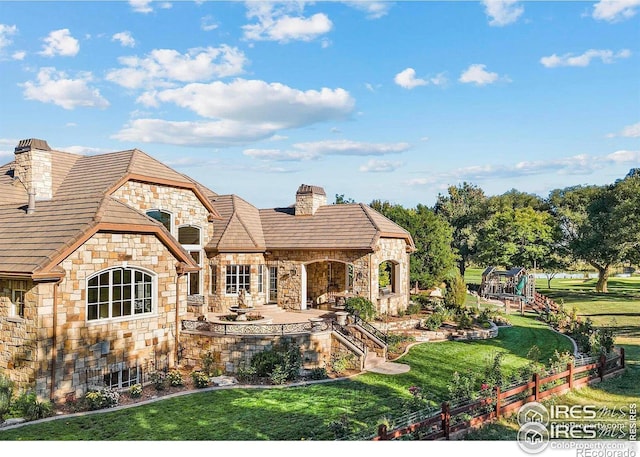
[269,266,278,303]
[87,267,154,321]
[179,226,202,296]
[225,265,250,294]
[104,367,139,389]
[146,210,172,233]
[258,265,264,293]
[12,288,25,319]
[211,265,217,294]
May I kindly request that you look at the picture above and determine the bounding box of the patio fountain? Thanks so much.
[228,289,252,321]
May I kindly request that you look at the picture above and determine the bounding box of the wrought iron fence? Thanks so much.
[182,318,331,335]
[85,358,169,392]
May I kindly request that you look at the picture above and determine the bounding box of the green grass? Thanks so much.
[0,315,572,441]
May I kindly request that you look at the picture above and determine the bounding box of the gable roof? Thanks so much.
[0,195,199,279]
[207,194,266,253]
[259,203,415,252]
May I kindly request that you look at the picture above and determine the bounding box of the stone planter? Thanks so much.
[335,311,349,326]
[309,317,325,332]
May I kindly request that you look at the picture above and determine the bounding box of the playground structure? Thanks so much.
[479,266,535,305]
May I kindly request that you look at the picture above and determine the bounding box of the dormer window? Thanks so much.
[146,209,172,233]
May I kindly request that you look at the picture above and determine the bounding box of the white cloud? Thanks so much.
[359,159,403,173]
[12,50,26,61]
[0,24,17,52]
[592,0,640,22]
[394,68,427,89]
[145,79,355,128]
[113,118,277,147]
[243,2,332,43]
[482,0,524,26]
[244,139,410,161]
[343,1,393,19]
[21,67,109,110]
[39,29,79,57]
[394,68,447,89]
[58,145,111,155]
[459,64,508,86]
[618,122,640,138]
[106,46,248,89]
[201,15,218,31]
[407,150,640,187]
[112,31,136,48]
[129,0,153,13]
[540,49,631,68]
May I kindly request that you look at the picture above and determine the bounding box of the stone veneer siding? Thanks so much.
[265,250,370,310]
[0,278,42,388]
[180,330,333,374]
[13,149,53,200]
[38,232,188,402]
[295,192,327,216]
[112,181,213,304]
[208,253,268,313]
[369,238,411,316]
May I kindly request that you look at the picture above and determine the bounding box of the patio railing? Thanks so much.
[182,318,331,336]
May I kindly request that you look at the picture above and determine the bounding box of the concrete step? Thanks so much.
[364,353,385,369]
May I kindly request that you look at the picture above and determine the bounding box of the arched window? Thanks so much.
[379,260,399,295]
[87,267,155,321]
[146,209,172,233]
[178,225,202,296]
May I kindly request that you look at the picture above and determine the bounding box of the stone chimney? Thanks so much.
[13,138,53,202]
[295,184,326,216]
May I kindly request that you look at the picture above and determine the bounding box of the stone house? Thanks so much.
[0,139,414,402]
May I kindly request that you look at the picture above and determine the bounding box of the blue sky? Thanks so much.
[0,0,638,209]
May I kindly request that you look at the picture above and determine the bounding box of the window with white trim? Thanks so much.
[146,209,172,233]
[226,265,250,294]
[11,287,26,319]
[87,267,154,321]
[258,265,264,293]
[178,225,202,296]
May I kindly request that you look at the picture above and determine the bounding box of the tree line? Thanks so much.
[342,168,640,293]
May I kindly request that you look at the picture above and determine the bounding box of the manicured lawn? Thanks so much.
[0,315,572,441]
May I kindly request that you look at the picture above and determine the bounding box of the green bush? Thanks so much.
[447,371,478,403]
[11,391,53,421]
[421,313,443,331]
[128,383,143,398]
[328,352,356,374]
[201,350,223,377]
[84,387,119,410]
[251,348,283,378]
[344,296,376,321]
[386,333,416,354]
[454,309,474,329]
[167,369,184,387]
[149,371,166,391]
[269,365,289,385]
[0,375,14,420]
[249,342,303,383]
[405,302,422,316]
[309,367,328,380]
[190,371,210,388]
[327,414,351,439]
[444,270,467,308]
[236,363,257,383]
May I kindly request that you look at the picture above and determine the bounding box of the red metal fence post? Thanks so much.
[568,363,574,389]
[442,402,450,440]
[377,424,388,440]
[534,373,540,402]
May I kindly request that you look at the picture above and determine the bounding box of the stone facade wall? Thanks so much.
[295,193,327,216]
[306,261,347,305]
[208,253,268,313]
[112,181,213,302]
[370,238,411,315]
[266,250,370,310]
[13,149,52,200]
[179,330,333,374]
[0,278,41,388]
[38,232,188,402]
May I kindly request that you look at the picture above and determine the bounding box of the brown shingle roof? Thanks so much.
[208,195,265,253]
[259,203,414,251]
[0,195,198,277]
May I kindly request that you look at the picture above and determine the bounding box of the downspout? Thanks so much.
[174,263,185,367]
[50,278,62,402]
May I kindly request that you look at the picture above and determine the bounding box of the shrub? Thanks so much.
[166,369,184,387]
[0,375,14,420]
[269,364,289,385]
[447,371,477,403]
[328,352,356,374]
[11,391,53,421]
[454,309,474,329]
[327,414,351,439]
[190,371,210,388]
[386,333,416,354]
[84,387,119,410]
[421,313,443,331]
[549,350,575,374]
[249,342,302,383]
[201,350,223,377]
[128,383,143,398]
[149,371,166,391]
[236,363,257,383]
[402,385,435,414]
[344,296,376,321]
[444,270,467,308]
[483,352,506,388]
[405,302,422,316]
[309,367,328,380]
[251,348,283,378]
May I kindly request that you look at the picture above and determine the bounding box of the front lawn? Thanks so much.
[0,315,572,441]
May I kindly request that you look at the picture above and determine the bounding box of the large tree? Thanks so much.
[548,175,640,293]
[371,200,457,289]
[434,182,488,277]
